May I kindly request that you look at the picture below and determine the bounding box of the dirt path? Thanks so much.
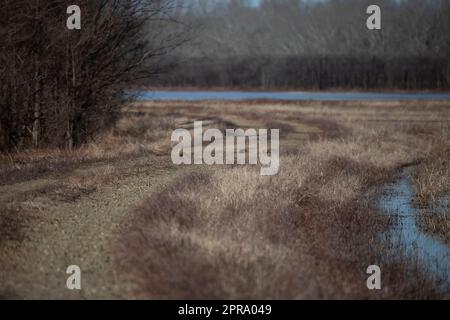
[0,155,180,299]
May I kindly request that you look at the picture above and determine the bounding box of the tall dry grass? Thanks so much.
[413,138,450,245]
[2,99,449,299]
[116,113,444,299]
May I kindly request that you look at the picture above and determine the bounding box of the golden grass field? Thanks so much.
[0,99,449,299]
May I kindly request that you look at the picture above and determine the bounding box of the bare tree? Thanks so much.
[0,0,187,151]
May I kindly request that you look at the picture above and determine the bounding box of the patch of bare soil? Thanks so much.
[0,155,179,299]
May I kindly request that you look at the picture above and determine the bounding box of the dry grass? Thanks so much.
[116,100,450,299]
[0,109,177,186]
[416,210,450,246]
[1,99,449,299]
[413,139,450,245]
[413,140,450,205]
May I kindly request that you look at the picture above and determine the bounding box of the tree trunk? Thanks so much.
[32,56,40,148]
[66,120,73,150]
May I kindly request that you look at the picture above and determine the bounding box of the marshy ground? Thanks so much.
[0,100,449,299]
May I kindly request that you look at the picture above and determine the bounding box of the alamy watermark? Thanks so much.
[171,121,280,176]
[366,5,381,30]
[366,265,381,290]
[66,265,81,290]
[67,5,81,30]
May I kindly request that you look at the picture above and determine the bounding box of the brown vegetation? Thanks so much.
[115,100,450,299]
[1,99,449,299]
[413,139,450,245]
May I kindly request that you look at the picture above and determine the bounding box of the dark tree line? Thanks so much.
[152,0,450,90]
[0,0,184,151]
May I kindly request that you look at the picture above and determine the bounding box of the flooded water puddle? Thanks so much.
[378,169,450,290]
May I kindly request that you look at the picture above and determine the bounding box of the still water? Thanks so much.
[378,170,450,291]
[137,90,450,101]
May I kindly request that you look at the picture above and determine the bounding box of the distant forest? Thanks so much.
[152,0,450,90]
